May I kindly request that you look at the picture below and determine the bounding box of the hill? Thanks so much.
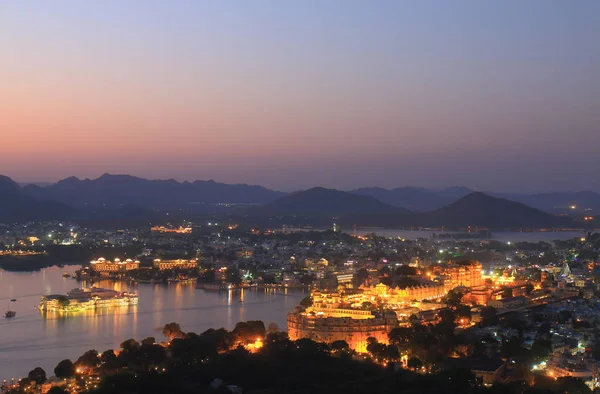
[415,192,568,228]
[0,176,76,223]
[353,186,600,214]
[256,187,408,217]
[351,186,465,211]
[344,192,570,229]
[23,173,285,209]
[495,191,600,214]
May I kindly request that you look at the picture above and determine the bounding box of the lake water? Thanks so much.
[0,267,306,380]
[349,229,587,243]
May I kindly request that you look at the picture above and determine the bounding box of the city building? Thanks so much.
[153,258,198,270]
[287,308,398,353]
[89,257,140,272]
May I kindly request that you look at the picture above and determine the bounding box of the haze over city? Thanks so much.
[1,0,599,192]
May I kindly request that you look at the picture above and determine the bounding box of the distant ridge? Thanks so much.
[23,173,285,209]
[420,192,568,228]
[345,192,570,229]
[255,187,409,217]
[0,176,75,222]
[353,186,600,213]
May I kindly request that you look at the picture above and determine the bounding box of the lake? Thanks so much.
[0,267,306,380]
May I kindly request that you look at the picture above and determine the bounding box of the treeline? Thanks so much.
[7,319,594,394]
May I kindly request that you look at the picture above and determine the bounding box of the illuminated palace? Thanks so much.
[90,257,140,273]
[39,287,138,312]
[287,308,398,353]
[152,258,198,270]
[443,260,484,289]
[287,261,486,352]
[150,226,192,234]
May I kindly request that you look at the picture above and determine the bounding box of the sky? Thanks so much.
[1,1,599,192]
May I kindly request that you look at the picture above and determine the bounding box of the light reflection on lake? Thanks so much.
[0,267,305,380]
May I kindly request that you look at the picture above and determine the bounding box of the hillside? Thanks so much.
[23,173,285,209]
[344,192,570,229]
[417,192,568,228]
[0,176,76,223]
[351,186,464,211]
[256,187,408,217]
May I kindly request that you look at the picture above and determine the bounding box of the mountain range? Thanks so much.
[0,176,76,222]
[352,186,600,213]
[23,173,285,209]
[1,173,596,229]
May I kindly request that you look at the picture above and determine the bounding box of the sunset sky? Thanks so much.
[1,1,599,192]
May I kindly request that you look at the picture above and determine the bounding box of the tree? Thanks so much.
[525,282,534,294]
[75,349,100,371]
[382,345,400,362]
[456,304,472,319]
[354,268,369,286]
[100,349,119,370]
[330,340,350,353]
[481,306,498,326]
[267,322,280,334]
[141,337,156,346]
[300,296,313,308]
[443,289,464,309]
[366,337,386,362]
[120,338,140,351]
[555,377,592,394]
[407,356,423,370]
[163,322,185,340]
[531,338,552,361]
[558,310,573,324]
[48,388,69,394]
[27,367,46,384]
[54,359,75,378]
[233,320,266,344]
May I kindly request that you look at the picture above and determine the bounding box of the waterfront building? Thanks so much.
[287,308,398,353]
[152,258,198,270]
[39,287,138,312]
[89,257,140,272]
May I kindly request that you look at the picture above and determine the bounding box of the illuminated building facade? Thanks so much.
[365,283,446,303]
[287,309,398,353]
[153,258,198,270]
[90,257,140,272]
[150,226,192,234]
[444,261,484,289]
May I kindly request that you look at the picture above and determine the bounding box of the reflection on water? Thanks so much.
[0,266,305,380]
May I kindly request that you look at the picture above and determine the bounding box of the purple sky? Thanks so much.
[1,1,599,192]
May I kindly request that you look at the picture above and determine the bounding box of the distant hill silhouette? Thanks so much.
[493,191,600,213]
[419,192,569,228]
[255,187,408,217]
[346,192,570,229]
[0,176,75,222]
[23,173,285,209]
[351,186,467,211]
[353,186,600,214]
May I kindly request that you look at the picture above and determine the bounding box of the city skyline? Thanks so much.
[2,1,599,192]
